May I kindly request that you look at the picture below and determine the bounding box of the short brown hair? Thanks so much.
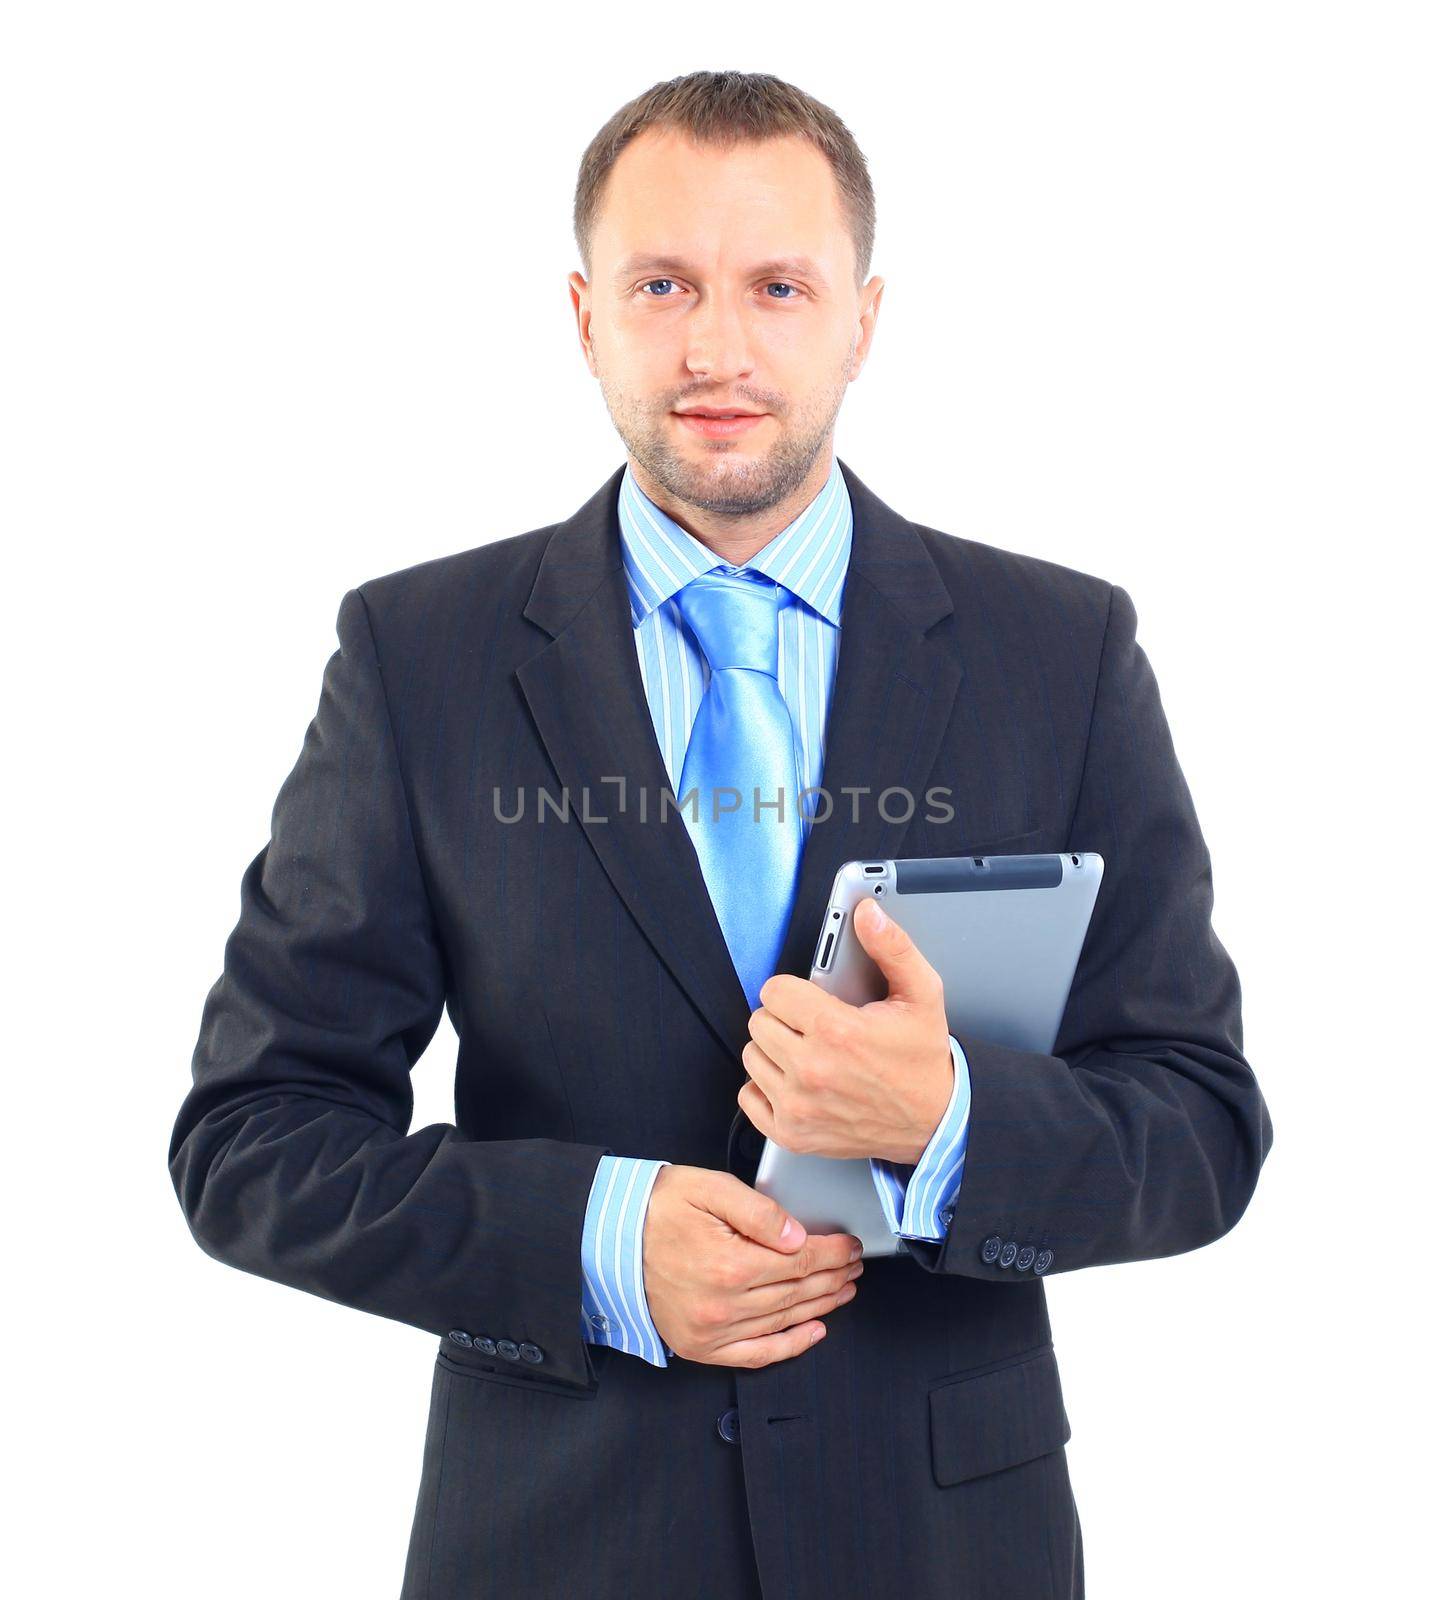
[573,70,876,290]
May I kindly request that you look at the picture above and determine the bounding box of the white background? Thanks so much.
[5,3,1434,1595]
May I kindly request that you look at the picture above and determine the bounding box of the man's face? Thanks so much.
[569,129,884,518]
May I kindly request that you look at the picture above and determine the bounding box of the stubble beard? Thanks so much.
[595,343,855,520]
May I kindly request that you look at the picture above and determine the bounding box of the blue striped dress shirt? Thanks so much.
[580,456,972,1366]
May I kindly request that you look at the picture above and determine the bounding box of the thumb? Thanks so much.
[712,1173,807,1251]
[852,896,938,1004]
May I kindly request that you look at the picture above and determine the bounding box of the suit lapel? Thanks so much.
[769,460,963,987]
[515,458,963,1064]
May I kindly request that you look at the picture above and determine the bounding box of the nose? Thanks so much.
[685,291,756,387]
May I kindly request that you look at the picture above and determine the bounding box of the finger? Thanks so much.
[736,1078,776,1140]
[740,1037,786,1097]
[736,1257,864,1318]
[704,1169,808,1251]
[709,1318,829,1368]
[850,898,942,1005]
[737,1229,863,1287]
[755,972,841,1034]
[715,1277,861,1362]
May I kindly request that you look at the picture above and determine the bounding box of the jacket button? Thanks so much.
[999,1241,1019,1268]
[716,1407,741,1444]
[475,1337,497,1355]
[519,1342,544,1364]
[980,1235,1003,1264]
[1016,1245,1036,1271]
[447,1329,473,1347]
[497,1339,520,1362]
[1033,1248,1054,1274]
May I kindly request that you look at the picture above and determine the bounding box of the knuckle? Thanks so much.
[812,1009,844,1046]
[711,1258,743,1292]
[782,1117,815,1154]
[694,1297,725,1329]
[826,1009,858,1047]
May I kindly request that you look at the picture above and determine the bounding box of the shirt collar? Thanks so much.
[617,455,852,628]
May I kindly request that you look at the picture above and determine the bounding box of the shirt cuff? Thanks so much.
[868,1034,970,1240]
[580,1155,674,1366]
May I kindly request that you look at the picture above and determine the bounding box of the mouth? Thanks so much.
[672,410,769,439]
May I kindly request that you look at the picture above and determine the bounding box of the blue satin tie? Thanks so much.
[674,568,805,1013]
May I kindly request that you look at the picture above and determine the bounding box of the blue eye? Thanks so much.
[636,279,802,299]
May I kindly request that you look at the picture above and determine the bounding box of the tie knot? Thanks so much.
[674,568,783,677]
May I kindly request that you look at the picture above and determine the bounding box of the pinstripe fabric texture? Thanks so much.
[170,457,1271,1600]
[581,459,972,1366]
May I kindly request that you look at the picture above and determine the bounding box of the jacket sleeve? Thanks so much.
[902,583,1274,1281]
[869,1035,971,1240]
[168,587,613,1391]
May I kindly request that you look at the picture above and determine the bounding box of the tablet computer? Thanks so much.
[753,851,1104,1258]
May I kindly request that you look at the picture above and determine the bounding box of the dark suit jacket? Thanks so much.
[169,457,1273,1599]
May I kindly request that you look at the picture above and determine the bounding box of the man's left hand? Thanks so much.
[738,897,955,1166]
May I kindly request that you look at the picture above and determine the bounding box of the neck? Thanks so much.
[629,450,835,567]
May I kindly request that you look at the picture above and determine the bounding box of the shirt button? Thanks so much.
[939,1208,954,1227]
[589,1312,609,1331]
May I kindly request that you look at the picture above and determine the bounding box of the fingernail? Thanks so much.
[810,1324,825,1344]
[781,1219,803,1244]
[849,1242,863,1261]
[869,900,888,928]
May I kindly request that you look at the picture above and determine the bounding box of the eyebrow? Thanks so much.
[611,253,830,289]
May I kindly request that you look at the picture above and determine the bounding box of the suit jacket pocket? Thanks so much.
[929,1344,1071,1487]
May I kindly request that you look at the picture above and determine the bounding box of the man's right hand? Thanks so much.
[643,1165,865,1367]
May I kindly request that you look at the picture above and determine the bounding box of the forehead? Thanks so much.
[594,128,852,282]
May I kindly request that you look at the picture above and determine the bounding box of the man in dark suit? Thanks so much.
[170,70,1272,1599]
